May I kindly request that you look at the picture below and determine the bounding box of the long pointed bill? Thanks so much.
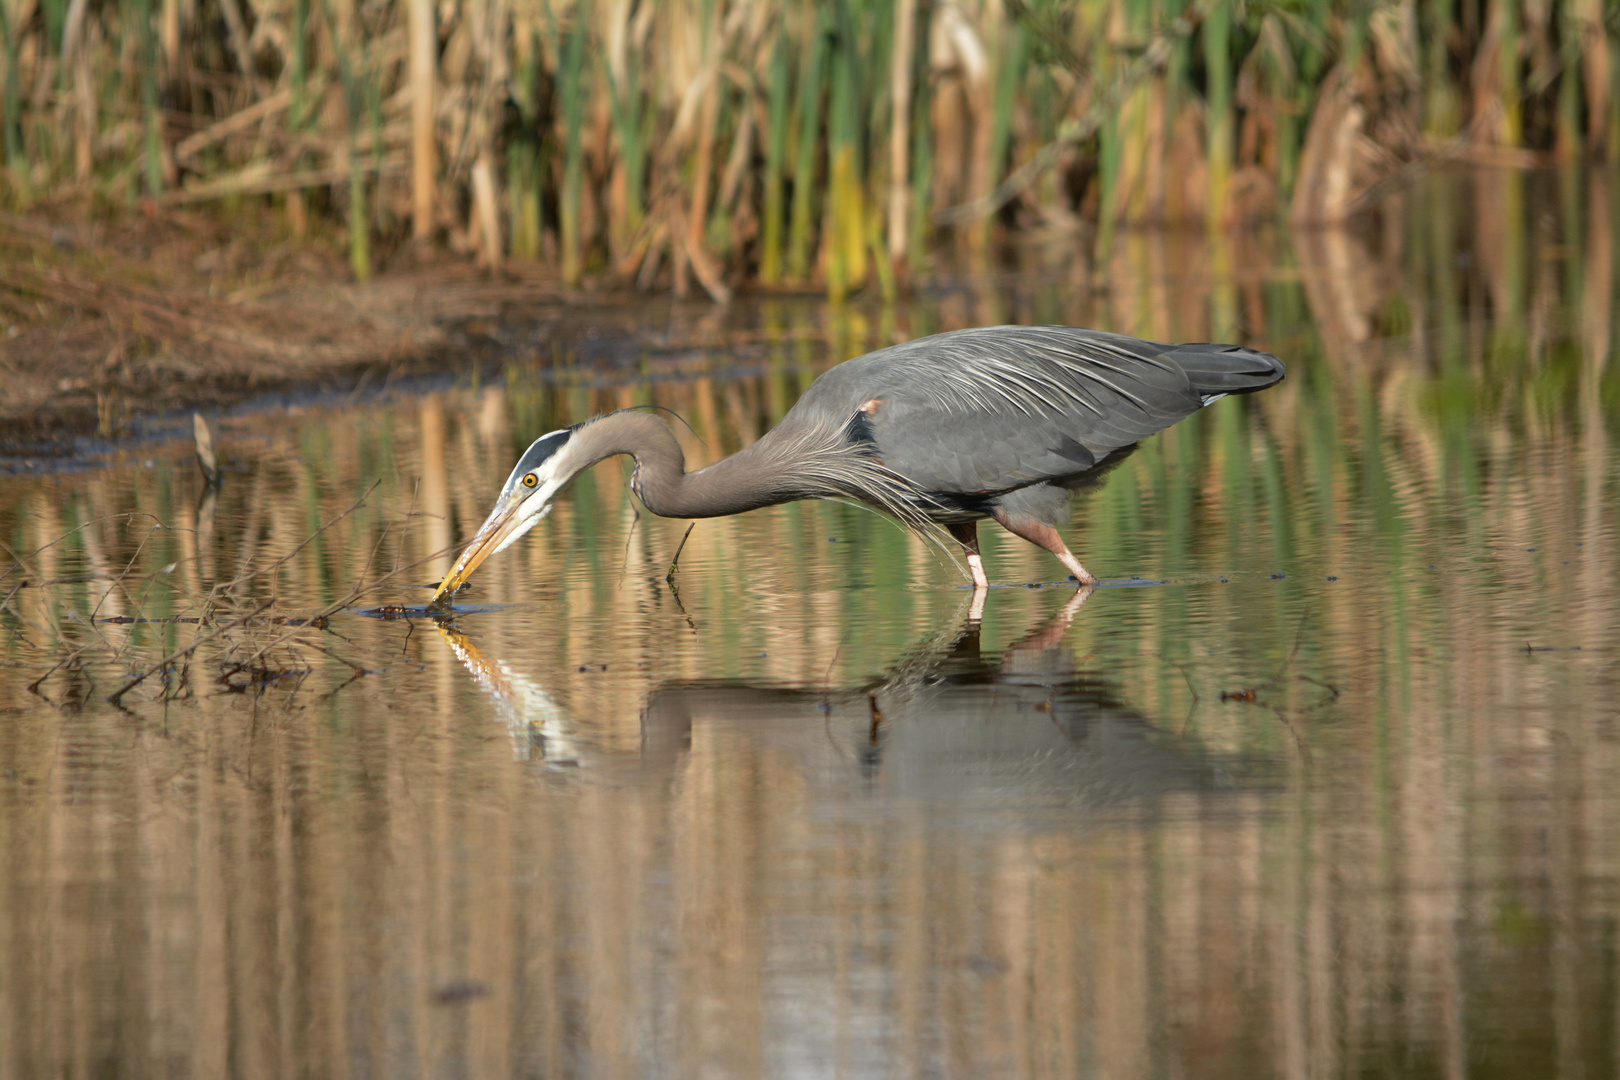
[429,498,531,607]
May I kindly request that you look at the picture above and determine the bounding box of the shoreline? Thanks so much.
[0,204,594,469]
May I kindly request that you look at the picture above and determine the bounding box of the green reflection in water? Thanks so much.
[0,170,1618,1078]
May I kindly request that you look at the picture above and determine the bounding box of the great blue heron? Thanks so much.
[430,324,1284,604]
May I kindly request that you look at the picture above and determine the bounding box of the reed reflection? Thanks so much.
[1,169,1618,1080]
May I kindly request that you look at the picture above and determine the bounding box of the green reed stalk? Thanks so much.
[42,0,65,55]
[327,0,371,279]
[508,38,543,260]
[125,0,164,196]
[348,145,370,279]
[824,6,866,300]
[976,21,1027,253]
[906,21,932,273]
[885,0,914,267]
[1612,31,1620,162]
[1163,9,1192,221]
[508,141,541,259]
[1281,0,1331,203]
[760,35,791,284]
[1422,0,1459,135]
[1120,0,1152,225]
[557,10,588,286]
[604,50,646,254]
[1203,0,1232,230]
[0,0,21,177]
[787,3,827,281]
[1557,2,1581,159]
[1097,111,1121,255]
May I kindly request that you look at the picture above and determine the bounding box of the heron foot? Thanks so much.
[966,553,989,589]
[1059,554,1098,588]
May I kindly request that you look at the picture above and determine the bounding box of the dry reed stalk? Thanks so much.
[1,0,1614,296]
[216,0,258,100]
[408,0,436,239]
[1471,0,1522,146]
[1575,0,1610,155]
[465,0,506,270]
[61,0,94,180]
[602,0,641,261]
[172,89,293,171]
[472,152,500,269]
[685,66,721,296]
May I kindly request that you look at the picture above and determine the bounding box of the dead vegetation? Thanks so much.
[1,482,445,708]
[2,0,1613,306]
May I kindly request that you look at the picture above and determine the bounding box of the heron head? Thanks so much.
[430,427,578,605]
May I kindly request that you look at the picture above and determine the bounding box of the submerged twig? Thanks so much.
[108,598,275,705]
[665,522,696,583]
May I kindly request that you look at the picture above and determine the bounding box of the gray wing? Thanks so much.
[793,325,1284,496]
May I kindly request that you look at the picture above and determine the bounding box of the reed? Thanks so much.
[555,5,588,287]
[508,38,545,261]
[787,1,827,283]
[759,34,792,283]
[905,24,933,275]
[0,0,20,178]
[0,0,1613,295]
[1203,0,1232,230]
[604,32,648,262]
[979,20,1027,254]
[823,3,866,300]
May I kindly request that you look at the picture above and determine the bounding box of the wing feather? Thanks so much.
[793,325,1284,497]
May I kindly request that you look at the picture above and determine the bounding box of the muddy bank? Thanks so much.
[0,204,607,464]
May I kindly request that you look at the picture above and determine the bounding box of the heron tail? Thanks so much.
[1165,343,1287,398]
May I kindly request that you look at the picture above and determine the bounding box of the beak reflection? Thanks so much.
[435,623,577,764]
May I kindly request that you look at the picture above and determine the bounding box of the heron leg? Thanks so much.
[989,509,1100,587]
[948,522,989,589]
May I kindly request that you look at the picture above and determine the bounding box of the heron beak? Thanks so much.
[429,495,529,606]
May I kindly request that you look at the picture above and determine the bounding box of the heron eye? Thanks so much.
[522,473,538,488]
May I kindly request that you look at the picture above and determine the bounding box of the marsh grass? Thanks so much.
[0,0,1613,299]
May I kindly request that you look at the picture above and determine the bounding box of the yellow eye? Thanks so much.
[522,473,538,488]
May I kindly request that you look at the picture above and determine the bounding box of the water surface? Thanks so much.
[2,170,1619,1078]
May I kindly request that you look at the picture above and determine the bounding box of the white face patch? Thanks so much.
[482,428,580,556]
[491,474,563,554]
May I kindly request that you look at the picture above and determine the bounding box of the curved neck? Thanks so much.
[575,411,802,519]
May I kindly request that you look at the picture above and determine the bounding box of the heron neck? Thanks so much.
[580,411,800,519]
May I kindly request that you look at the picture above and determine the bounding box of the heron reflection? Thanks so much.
[639,592,1227,806]
[438,592,1238,807]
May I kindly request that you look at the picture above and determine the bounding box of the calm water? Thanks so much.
[3,170,1619,1078]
